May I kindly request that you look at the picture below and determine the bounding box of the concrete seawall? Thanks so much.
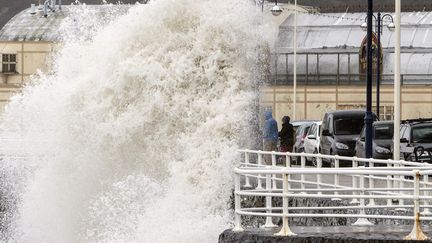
[219,225,432,243]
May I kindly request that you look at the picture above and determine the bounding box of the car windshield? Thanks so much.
[334,118,364,135]
[374,124,393,139]
[412,125,432,143]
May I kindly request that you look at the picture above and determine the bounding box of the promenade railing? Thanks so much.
[233,149,432,240]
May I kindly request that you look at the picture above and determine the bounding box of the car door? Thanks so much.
[355,127,366,157]
[400,125,413,159]
[304,124,316,153]
[316,123,321,153]
[322,116,333,154]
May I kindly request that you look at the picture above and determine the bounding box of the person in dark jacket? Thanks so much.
[279,116,294,152]
[263,111,278,165]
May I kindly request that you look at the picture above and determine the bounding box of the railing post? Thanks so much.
[263,171,277,228]
[386,159,392,206]
[350,158,359,204]
[272,152,277,190]
[300,153,306,193]
[396,160,406,211]
[233,172,243,232]
[256,153,264,190]
[286,153,291,190]
[422,172,431,215]
[404,170,428,240]
[367,158,375,206]
[317,156,322,195]
[353,168,374,226]
[244,151,251,188]
[332,155,341,200]
[275,173,296,236]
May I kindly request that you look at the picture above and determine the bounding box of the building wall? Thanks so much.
[260,84,432,123]
[0,41,53,111]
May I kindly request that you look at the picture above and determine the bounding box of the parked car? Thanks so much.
[320,110,378,165]
[304,121,322,165]
[304,121,322,155]
[293,122,315,153]
[355,121,394,160]
[398,118,432,162]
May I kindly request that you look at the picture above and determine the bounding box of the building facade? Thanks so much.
[0,4,130,111]
[266,10,432,123]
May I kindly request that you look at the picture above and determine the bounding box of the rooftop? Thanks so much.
[0,5,131,42]
[277,11,432,52]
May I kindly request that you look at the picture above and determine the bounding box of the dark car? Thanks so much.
[320,110,378,165]
[398,119,432,162]
[355,121,394,160]
[293,122,315,153]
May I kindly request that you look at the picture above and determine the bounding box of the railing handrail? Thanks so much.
[237,149,431,167]
[233,149,432,240]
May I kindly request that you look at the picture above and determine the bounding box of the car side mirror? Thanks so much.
[322,129,331,136]
[400,138,409,143]
[307,135,316,140]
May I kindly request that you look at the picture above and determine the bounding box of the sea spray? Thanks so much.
[0,0,275,242]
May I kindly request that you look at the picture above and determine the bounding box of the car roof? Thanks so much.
[373,121,393,126]
[410,122,432,128]
[291,120,319,126]
[328,109,366,118]
[403,118,432,127]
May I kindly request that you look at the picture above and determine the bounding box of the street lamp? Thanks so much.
[361,13,395,119]
[270,0,297,120]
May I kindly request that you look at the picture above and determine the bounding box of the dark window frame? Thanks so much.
[2,54,17,73]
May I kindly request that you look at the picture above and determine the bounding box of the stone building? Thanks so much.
[0,4,129,111]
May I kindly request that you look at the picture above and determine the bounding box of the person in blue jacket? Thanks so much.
[263,110,278,164]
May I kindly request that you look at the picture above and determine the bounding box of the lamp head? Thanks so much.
[387,22,395,31]
[360,22,368,31]
[271,4,282,16]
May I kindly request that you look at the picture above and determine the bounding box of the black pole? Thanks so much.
[376,12,381,119]
[365,0,374,160]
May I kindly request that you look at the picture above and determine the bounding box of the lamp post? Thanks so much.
[361,13,395,119]
[271,0,297,120]
[364,0,373,159]
[394,0,401,161]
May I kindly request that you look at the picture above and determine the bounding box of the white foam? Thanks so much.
[0,0,275,242]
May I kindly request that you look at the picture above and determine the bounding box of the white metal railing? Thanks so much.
[233,149,432,240]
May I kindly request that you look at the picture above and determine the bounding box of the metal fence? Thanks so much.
[233,149,432,240]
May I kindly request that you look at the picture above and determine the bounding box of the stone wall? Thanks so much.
[260,84,432,122]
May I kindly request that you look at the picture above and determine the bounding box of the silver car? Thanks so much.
[304,121,322,155]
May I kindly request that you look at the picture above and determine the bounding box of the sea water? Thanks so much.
[0,1,275,242]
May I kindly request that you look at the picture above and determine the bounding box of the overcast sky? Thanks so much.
[1,0,432,29]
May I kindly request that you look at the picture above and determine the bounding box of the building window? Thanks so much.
[2,54,17,73]
[337,104,394,121]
